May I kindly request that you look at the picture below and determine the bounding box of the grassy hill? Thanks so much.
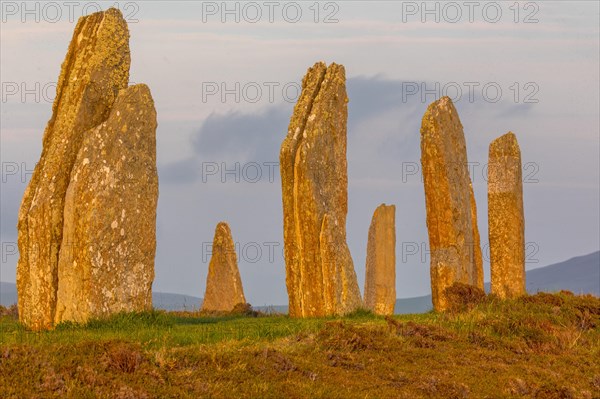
[1,290,599,398]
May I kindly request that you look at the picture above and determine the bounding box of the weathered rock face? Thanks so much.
[280,62,362,317]
[488,132,525,298]
[364,204,396,315]
[201,222,246,312]
[420,96,481,311]
[17,8,131,330]
[54,84,158,324]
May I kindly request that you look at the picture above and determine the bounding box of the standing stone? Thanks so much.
[201,222,246,312]
[17,9,130,330]
[420,96,480,311]
[280,62,362,317]
[470,184,484,290]
[54,84,158,324]
[488,132,525,298]
[364,204,396,315]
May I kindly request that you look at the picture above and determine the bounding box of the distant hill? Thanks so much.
[152,292,202,311]
[2,251,598,314]
[395,251,600,313]
[0,284,205,312]
[524,251,599,295]
[394,295,433,314]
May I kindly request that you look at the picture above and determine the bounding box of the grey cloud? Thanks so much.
[160,77,427,184]
[160,76,532,186]
[159,157,201,184]
[493,102,536,119]
[192,107,291,161]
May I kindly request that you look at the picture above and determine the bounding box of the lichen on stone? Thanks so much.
[280,62,362,318]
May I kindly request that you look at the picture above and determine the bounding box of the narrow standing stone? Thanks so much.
[364,204,396,315]
[280,62,362,317]
[488,132,525,298]
[420,96,481,311]
[16,9,130,330]
[54,84,158,324]
[470,184,484,290]
[201,222,247,312]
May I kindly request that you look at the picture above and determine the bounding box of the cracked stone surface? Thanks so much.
[280,62,362,317]
[16,8,157,329]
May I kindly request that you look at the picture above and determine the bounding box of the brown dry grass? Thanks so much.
[1,291,599,398]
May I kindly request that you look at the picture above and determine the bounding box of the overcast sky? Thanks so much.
[1,1,599,305]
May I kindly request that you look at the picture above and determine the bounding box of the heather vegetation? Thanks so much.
[1,289,599,398]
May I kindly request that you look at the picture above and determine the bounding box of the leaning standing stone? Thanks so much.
[420,96,480,311]
[16,8,130,330]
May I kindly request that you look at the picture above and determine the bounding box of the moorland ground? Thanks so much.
[1,290,599,399]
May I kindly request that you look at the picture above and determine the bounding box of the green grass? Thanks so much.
[1,291,599,398]
[1,310,379,348]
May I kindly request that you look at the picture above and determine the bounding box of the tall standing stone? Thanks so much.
[364,204,396,315]
[420,96,480,311]
[488,132,525,298]
[54,84,158,324]
[470,184,484,290]
[17,9,131,330]
[201,222,246,312]
[280,62,362,317]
